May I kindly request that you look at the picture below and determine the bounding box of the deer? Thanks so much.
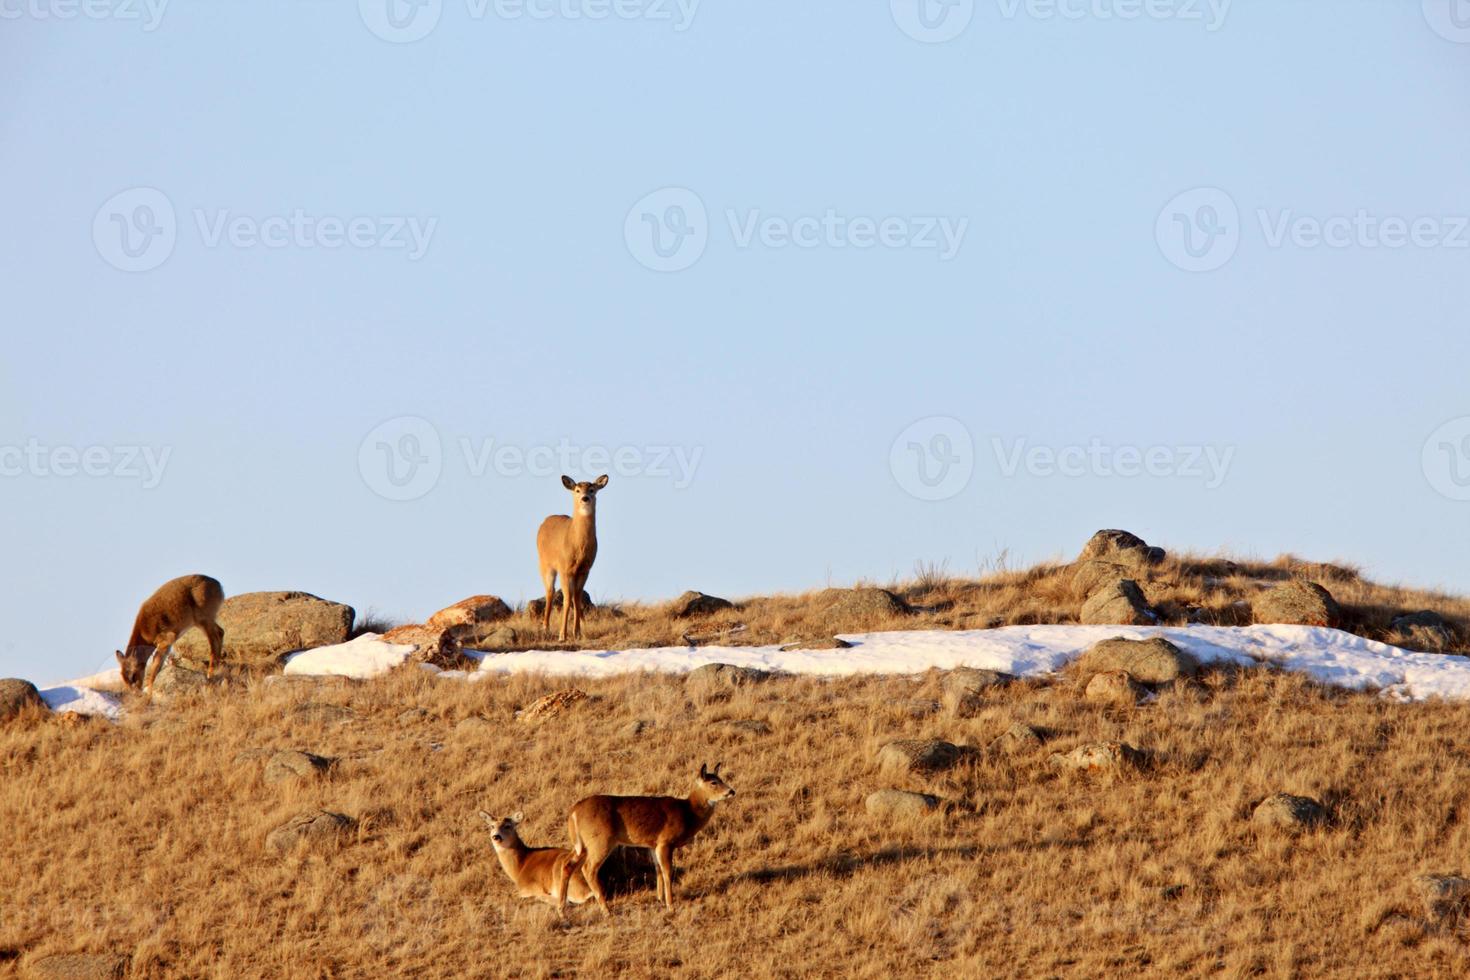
[479,811,594,907]
[557,762,735,916]
[535,474,608,641]
[115,574,225,694]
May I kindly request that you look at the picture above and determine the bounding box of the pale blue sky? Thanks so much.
[4,1,1470,682]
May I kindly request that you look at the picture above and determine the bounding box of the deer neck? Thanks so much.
[570,509,597,548]
[493,843,527,881]
[686,791,717,829]
[125,620,148,654]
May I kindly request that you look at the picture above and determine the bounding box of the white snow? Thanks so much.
[37,683,123,721]
[274,623,1470,703]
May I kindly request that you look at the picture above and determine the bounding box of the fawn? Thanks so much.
[535,474,608,641]
[558,763,735,915]
[115,574,225,693]
[479,811,593,907]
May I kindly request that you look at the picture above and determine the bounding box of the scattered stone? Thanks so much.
[1253,580,1341,629]
[671,591,736,618]
[233,747,275,764]
[817,587,913,620]
[473,625,519,649]
[150,661,212,698]
[1048,741,1143,774]
[724,719,772,735]
[779,636,853,652]
[686,663,769,692]
[941,666,1012,716]
[623,719,654,738]
[1251,792,1327,832]
[397,708,428,725]
[426,595,512,646]
[1074,637,1198,686]
[1391,611,1455,649]
[264,750,332,784]
[1084,670,1147,705]
[456,716,494,735]
[876,739,964,776]
[901,699,942,718]
[1285,559,1359,582]
[25,952,128,979]
[1413,873,1470,921]
[526,590,594,619]
[1071,559,1134,598]
[265,809,355,853]
[172,591,355,672]
[681,623,749,646]
[1079,579,1154,626]
[1077,530,1164,569]
[291,702,355,725]
[517,689,589,723]
[864,789,941,818]
[989,722,1044,754]
[0,678,45,724]
[381,624,466,669]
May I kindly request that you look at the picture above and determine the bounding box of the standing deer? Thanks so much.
[115,574,225,693]
[557,763,735,916]
[536,474,608,641]
[479,811,594,907]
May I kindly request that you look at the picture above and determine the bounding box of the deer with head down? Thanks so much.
[115,574,225,694]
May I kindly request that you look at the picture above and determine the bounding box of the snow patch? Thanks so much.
[282,633,419,679]
[38,684,123,722]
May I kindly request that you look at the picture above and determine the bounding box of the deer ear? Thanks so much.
[561,475,576,490]
[511,810,525,824]
[115,650,125,665]
[592,474,609,490]
[478,810,494,826]
[713,762,723,777]
[699,763,709,779]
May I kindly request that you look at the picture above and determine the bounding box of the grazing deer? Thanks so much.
[115,574,225,693]
[536,474,608,641]
[558,763,735,916]
[479,811,593,907]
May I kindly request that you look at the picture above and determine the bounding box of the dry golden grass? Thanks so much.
[6,661,1470,978]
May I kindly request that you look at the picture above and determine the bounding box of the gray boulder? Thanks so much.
[24,953,128,979]
[989,722,1044,754]
[0,678,45,724]
[1253,581,1341,629]
[686,663,768,692]
[265,809,355,853]
[941,666,1012,716]
[1391,610,1455,649]
[1072,559,1133,598]
[671,591,735,618]
[1084,670,1147,705]
[876,739,963,776]
[1074,637,1197,686]
[1080,579,1154,625]
[1414,873,1470,921]
[1251,792,1326,832]
[817,587,913,620]
[864,789,941,818]
[264,750,333,783]
[173,591,355,672]
[1077,530,1164,569]
[1048,741,1143,774]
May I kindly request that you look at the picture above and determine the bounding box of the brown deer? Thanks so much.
[535,474,608,641]
[557,763,734,916]
[479,811,593,907]
[115,574,225,693]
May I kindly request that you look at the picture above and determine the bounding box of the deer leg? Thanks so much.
[145,631,176,693]
[204,621,224,678]
[559,581,573,643]
[569,576,584,639]
[581,844,613,916]
[540,567,557,637]
[656,843,676,908]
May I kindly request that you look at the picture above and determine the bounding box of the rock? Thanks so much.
[1391,610,1455,648]
[172,591,354,672]
[526,590,594,619]
[427,595,512,632]
[264,750,332,783]
[1251,792,1326,832]
[941,667,1012,716]
[0,678,45,724]
[456,716,494,735]
[265,809,354,853]
[472,625,519,649]
[671,591,735,618]
[876,739,963,776]
[901,699,941,718]
[817,587,913,620]
[1413,873,1470,920]
[1077,530,1164,569]
[724,718,772,735]
[864,789,941,818]
[290,702,354,725]
[989,722,1043,754]
[1253,581,1341,629]
[623,719,653,738]
[1074,637,1198,686]
[380,624,465,669]
[25,953,128,979]
[150,661,212,698]
[686,663,769,692]
[1084,670,1147,705]
[1071,559,1134,598]
[1048,741,1143,774]
[397,708,428,725]
[779,636,853,652]
[1079,579,1154,626]
[517,689,589,723]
